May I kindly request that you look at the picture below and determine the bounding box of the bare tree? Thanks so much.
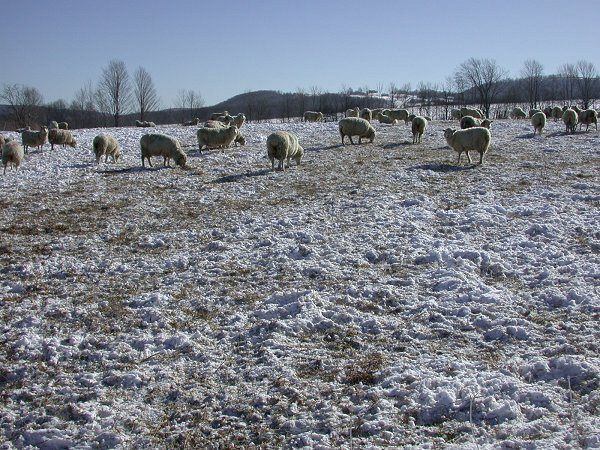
[1,83,44,127]
[47,99,68,123]
[97,59,131,127]
[71,81,97,128]
[133,66,159,122]
[521,59,544,109]
[309,86,322,110]
[388,82,398,109]
[455,58,507,117]
[575,60,598,109]
[174,89,204,122]
[558,63,577,104]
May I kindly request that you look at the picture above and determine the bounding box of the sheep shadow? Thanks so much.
[213,169,272,184]
[63,163,94,169]
[308,144,343,151]
[408,163,476,173]
[516,133,537,139]
[98,166,168,176]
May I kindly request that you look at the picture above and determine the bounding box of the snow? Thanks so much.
[0,118,599,448]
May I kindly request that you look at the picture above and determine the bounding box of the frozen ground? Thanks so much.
[0,118,599,449]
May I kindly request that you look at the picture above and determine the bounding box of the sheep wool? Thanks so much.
[531,112,546,136]
[562,109,578,134]
[411,116,428,144]
[93,134,121,164]
[2,141,25,174]
[443,127,491,165]
[338,117,376,145]
[140,133,186,168]
[266,131,303,171]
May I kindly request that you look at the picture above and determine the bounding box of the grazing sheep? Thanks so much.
[451,108,462,120]
[528,109,542,118]
[233,113,246,129]
[266,131,303,171]
[48,129,77,151]
[562,109,578,134]
[140,133,186,168]
[210,111,229,120]
[58,121,69,130]
[136,120,155,127]
[543,106,553,117]
[2,141,25,174]
[407,113,416,123]
[510,107,527,119]
[378,114,397,124]
[460,116,493,129]
[387,109,410,124]
[338,117,375,145]
[552,106,563,121]
[303,111,324,122]
[443,127,491,165]
[184,118,200,126]
[411,116,427,144]
[93,134,120,164]
[21,127,48,153]
[359,108,372,122]
[571,105,581,113]
[371,108,384,120]
[345,107,360,118]
[234,132,246,147]
[460,107,484,119]
[49,121,59,129]
[531,111,546,136]
[196,125,238,153]
[578,109,598,131]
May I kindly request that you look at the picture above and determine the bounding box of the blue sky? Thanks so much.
[0,0,598,107]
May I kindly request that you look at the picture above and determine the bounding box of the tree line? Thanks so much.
[1,58,598,130]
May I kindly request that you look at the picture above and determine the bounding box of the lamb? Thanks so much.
[460,107,484,119]
[140,133,186,168]
[196,125,238,153]
[345,107,360,117]
[562,108,578,134]
[387,109,409,123]
[49,121,59,129]
[578,109,598,131]
[48,129,77,150]
[233,113,246,129]
[2,141,24,174]
[378,114,397,124]
[93,134,121,164]
[338,117,375,145]
[411,116,427,144]
[552,106,563,121]
[303,111,324,122]
[460,116,493,129]
[531,111,546,136]
[443,127,491,165]
[451,108,462,120]
[21,126,48,153]
[359,108,372,122]
[528,109,541,118]
[58,122,69,130]
[266,131,303,171]
[510,107,527,119]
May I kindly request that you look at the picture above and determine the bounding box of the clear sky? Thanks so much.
[0,0,598,107]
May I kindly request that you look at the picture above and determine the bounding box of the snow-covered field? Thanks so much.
[1,118,599,449]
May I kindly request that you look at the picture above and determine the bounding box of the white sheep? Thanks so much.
[460,107,484,119]
[197,125,238,153]
[216,114,233,125]
[48,129,77,151]
[49,121,59,129]
[2,141,24,174]
[578,109,598,131]
[460,116,493,129]
[140,133,186,168]
[58,121,69,130]
[552,106,563,121]
[359,108,372,122]
[543,106,553,117]
[371,108,384,120]
[234,132,246,147]
[443,127,491,165]
[571,105,581,113]
[266,131,303,171]
[183,118,200,126]
[451,109,462,120]
[387,109,409,123]
[562,109,578,134]
[528,109,542,118]
[21,127,48,153]
[345,107,360,118]
[303,111,324,122]
[210,111,229,120]
[378,114,397,124]
[203,120,225,128]
[531,111,546,136]
[233,113,246,129]
[338,117,375,145]
[510,107,527,119]
[411,116,427,144]
[93,134,121,164]
[0,134,6,148]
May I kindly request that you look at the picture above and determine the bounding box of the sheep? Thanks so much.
[210,111,229,120]
[359,108,372,122]
[196,125,238,153]
[510,107,527,119]
[21,126,48,153]
[0,134,5,148]
[203,120,226,128]
[183,118,200,126]
[140,133,186,168]
[552,106,563,121]
[345,107,360,118]
[407,113,416,123]
[411,116,427,144]
[93,134,120,164]
[378,114,397,124]
[460,116,493,129]
[562,108,578,134]
[578,109,598,131]
[2,141,24,174]
[424,116,432,121]
[303,111,324,122]
[460,107,484,119]
[234,132,246,147]
[48,129,77,151]
[543,106,553,117]
[216,114,233,125]
[451,108,462,120]
[135,120,155,127]
[371,108,384,120]
[443,127,491,165]
[16,126,31,133]
[531,111,546,136]
[233,113,246,129]
[58,121,69,130]
[571,105,581,113]
[49,120,59,129]
[528,109,542,118]
[387,109,409,124]
[338,117,375,145]
[266,131,303,171]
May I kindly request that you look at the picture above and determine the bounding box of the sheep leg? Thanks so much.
[479,152,484,165]
[457,152,462,165]
[3,165,5,175]
[466,151,472,164]
[349,136,354,145]
[358,137,362,144]
[147,157,153,167]
[270,157,275,171]
[142,156,145,168]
